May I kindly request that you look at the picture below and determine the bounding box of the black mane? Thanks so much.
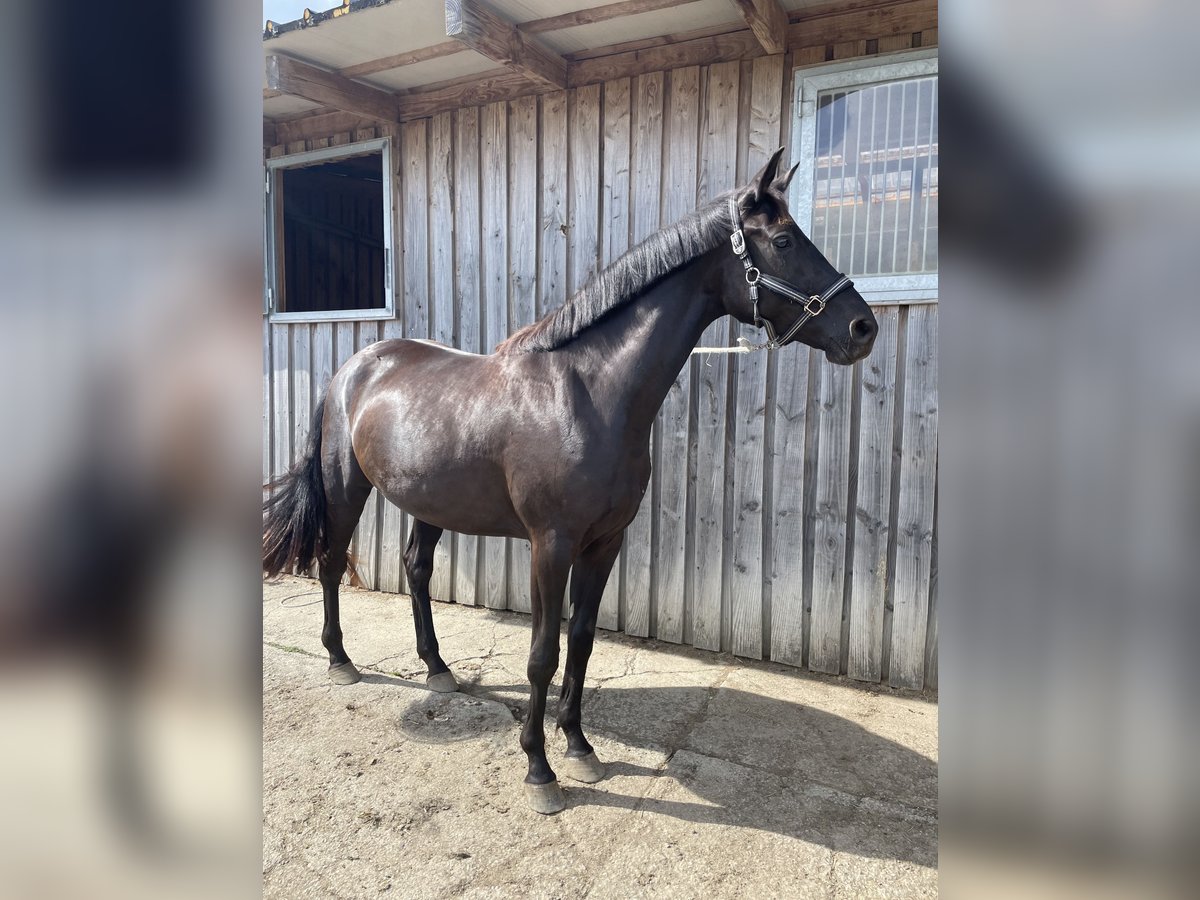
[497,192,735,353]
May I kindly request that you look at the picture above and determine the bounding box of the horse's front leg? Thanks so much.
[521,531,574,814]
[556,532,622,784]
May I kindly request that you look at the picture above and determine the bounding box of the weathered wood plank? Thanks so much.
[392,120,431,595]
[691,61,739,652]
[480,101,509,610]
[291,323,312,476]
[924,483,937,690]
[507,94,539,615]
[428,111,457,603]
[808,358,854,674]
[354,321,382,589]
[271,326,291,481]
[889,304,937,689]
[770,353,812,666]
[729,54,783,660]
[262,325,272,485]
[597,77,632,632]
[452,106,483,606]
[334,324,359,585]
[568,85,602,297]
[876,32,913,53]
[539,92,568,320]
[537,90,570,621]
[621,71,663,640]
[847,307,898,681]
[655,66,699,645]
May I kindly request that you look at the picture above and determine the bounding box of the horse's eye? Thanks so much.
[772,236,792,249]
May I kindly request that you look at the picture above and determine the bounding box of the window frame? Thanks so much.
[264,137,395,323]
[789,50,939,305]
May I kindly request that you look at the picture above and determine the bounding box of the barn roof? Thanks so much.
[262,0,937,141]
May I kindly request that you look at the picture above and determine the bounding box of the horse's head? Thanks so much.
[721,147,877,365]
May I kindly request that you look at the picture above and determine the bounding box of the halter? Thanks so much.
[727,195,854,350]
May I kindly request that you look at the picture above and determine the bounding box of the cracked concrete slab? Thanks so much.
[263,576,938,898]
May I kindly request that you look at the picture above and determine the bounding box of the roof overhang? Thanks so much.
[263,0,937,141]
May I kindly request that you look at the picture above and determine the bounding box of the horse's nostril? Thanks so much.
[850,317,877,344]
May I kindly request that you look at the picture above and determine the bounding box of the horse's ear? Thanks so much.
[742,146,786,211]
[773,160,801,193]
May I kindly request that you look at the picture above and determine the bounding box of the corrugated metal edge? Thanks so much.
[264,0,395,41]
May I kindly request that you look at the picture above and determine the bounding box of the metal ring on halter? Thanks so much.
[745,266,760,285]
[803,295,826,316]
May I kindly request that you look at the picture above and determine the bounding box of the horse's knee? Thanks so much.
[527,647,559,685]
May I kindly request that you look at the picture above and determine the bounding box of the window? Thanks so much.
[791,52,938,303]
[265,138,394,321]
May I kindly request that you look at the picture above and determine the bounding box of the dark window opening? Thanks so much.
[274,151,386,314]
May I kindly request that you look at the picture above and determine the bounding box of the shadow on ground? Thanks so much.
[389,678,936,867]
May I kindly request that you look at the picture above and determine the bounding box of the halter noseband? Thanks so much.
[728,195,853,350]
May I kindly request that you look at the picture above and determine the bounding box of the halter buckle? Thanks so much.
[804,294,826,317]
[730,230,746,256]
[744,266,760,286]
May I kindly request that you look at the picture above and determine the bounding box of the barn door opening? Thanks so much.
[265,138,394,322]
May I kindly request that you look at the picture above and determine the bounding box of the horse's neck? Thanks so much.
[568,263,723,438]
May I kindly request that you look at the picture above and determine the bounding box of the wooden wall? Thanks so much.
[264,41,938,691]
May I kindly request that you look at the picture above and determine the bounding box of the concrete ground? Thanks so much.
[263,576,938,899]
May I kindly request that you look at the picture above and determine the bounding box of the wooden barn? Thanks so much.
[262,0,938,690]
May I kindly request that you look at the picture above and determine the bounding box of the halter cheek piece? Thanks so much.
[728,196,853,349]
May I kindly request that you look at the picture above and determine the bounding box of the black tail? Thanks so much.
[263,397,328,578]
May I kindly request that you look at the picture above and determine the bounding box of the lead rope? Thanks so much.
[693,196,854,355]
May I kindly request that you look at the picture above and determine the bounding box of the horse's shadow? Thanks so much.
[398,677,937,867]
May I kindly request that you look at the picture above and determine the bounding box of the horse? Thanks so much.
[263,147,878,814]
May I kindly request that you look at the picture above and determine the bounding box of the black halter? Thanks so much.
[727,195,854,349]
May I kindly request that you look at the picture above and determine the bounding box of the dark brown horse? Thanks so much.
[263,148,877,813]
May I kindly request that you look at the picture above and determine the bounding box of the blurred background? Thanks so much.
[0,0,1196,897]
[0,1,261,898]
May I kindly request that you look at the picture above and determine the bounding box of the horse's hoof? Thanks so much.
[327,662,361,685]
[426,671,458,693]
[562,751,606,784]
[523,781,567,815]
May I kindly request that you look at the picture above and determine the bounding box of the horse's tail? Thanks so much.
[263,396,328,578]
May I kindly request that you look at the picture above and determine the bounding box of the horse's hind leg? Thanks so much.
[403,520,457,692]
[320,440,373,685]
[557,532,621,784]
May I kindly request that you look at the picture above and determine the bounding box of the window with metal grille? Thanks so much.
[792,53,938,304]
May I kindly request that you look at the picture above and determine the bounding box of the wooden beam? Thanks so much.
[569,28,763,86]
[266,54,399,123]
[444,0,567,89]
[272,110,378,146]
[787,0,936,49]
[564,21,745,61]
[397,68,547,122]
[338,41,464,80]
[725,0,788,54]
[519,0,694,35]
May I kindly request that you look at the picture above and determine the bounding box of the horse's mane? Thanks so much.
[496,192,735,354]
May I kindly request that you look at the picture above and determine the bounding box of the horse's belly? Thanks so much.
[371,458,523,539]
